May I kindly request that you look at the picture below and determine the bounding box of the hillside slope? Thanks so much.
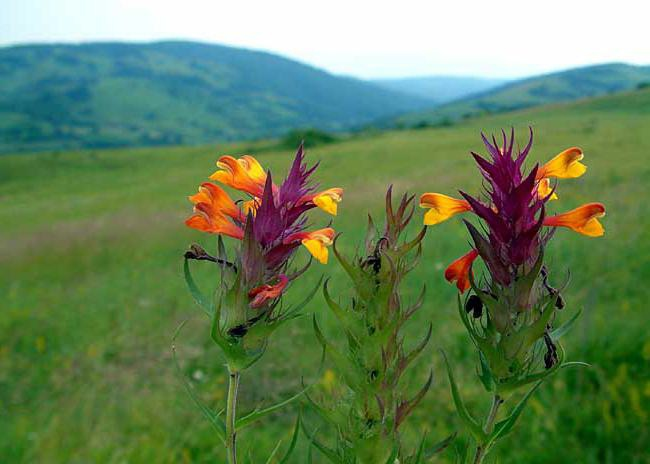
[372,75,507,103]
[395,63,650,126]
[0,41,431,153]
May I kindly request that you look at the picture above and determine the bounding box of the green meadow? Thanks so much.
[1,89,649,463]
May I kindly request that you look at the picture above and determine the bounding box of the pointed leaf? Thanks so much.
[441,350,486,441]
[171,320,226,443]
[183,258,215,316]
[236,385,308,431]
[265,441,283,464]
[278,412,302,464]
[424,432,457,459]
[550,308,582,341]
[302,424,342,464]
[395,370,433,429]
[489,380,543,443]
[477,352,494,392]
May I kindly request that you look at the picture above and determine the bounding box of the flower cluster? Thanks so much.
[185,145,342,316]
[420,129,606,463]
[184,145,343,368]
[181,144,343,463]
[421,130,605,295]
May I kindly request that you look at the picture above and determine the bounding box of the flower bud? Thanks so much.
[465,294,483,318]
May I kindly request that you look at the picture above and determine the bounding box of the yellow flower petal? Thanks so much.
[537,178,559,201]
[419,193,471,225]
[543,202,606,237]
[302,238,329,264]
[313,188,343,216]
[209,155,267,196]
[538,147,587,179]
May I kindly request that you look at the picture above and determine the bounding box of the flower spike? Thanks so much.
[419,128,606,463]
[182,144,342,463]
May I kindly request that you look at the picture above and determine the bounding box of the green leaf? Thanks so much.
[562,361,591,369]
[477,352,494,392]
[171,319,226,443]
[384,444,399,464]
[489,380,543,444]
[278,412,302,464]
[236,385,307,431]
[550,308,582,341]
[302,423,342,464]
[396,370,433,429]
[264,441,283,464]
[282,275,324,320]
[441,350,486,442]
[497,340,565,394]
[183,258,215,316]
[323,279,363,342]
[312,315,363,391]
[424,432,457,459]
[413,432,427,463]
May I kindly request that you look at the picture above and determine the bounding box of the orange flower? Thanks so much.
[419,193,471,225]
[537,178,558,201]
[185,203,244,239]
[283,227,335,264]
[312,188,344,216]
[444,249,479,293]
[188,182,244,221]
[543,202,606,237]
[248,275,289,308]
[537,147,586,180]
[209,155,267,197]
[241,198,260,217]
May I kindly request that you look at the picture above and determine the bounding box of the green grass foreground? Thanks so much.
[1,90,649,463]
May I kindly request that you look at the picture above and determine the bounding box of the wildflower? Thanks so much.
[283,228,335,264]
[310,187,343,215]
[536,147,586,179]
[544,202,606,237]
[186,146,342,267]
[537,178,558,200]
[209,155,267,196]
[182,144,342,464]
[422,129,605,464]
[248,274,289,308]
[419,193,471,225]
[421,130,605,284]
[444,249,479,292]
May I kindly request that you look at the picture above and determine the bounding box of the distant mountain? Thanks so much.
[394,63,650,126]
[372,76,507,103]
[0,41,433,153]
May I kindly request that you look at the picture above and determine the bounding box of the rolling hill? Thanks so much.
[394,63,650,126]
[0,41,432,153]
[372,75,507,103]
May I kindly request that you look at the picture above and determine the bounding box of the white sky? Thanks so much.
[1,0,648,79]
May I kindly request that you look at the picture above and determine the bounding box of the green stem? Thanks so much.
[473,394,502,464]
[225,368,240,464]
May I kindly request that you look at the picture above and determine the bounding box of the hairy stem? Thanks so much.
[225,368,240,464]
[473,394,502,464]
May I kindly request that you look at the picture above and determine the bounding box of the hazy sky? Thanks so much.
[2,0,648,79]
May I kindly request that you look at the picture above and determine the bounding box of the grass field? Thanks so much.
[1,89,649,463]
